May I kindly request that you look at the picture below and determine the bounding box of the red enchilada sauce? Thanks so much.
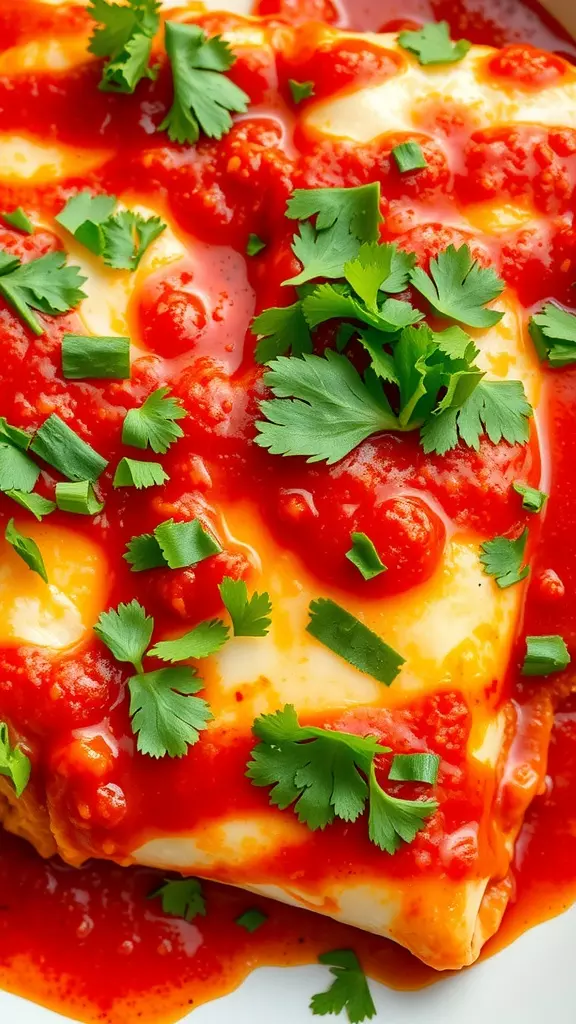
[0,0,575,1021]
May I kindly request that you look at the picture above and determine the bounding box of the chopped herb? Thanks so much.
[5,490,55,521]
[94,599,154,673]
[88,0,160,93]
[56,191,117,252]
[2,208,33,234]
[122,386,185,454]
[391,141,428,173]
[398,20,471,65]
[529,303,576,367]
[235,908,268,932]
[521,635,570,677]
[421,379,532,456]
[246,233,266,256]
[307,598,404,685]
[124,532,166,572]
[251,302,312,364]
[0,417,31,451]
[513,481,548,513]
[149,878,206,921]
[31,414,108,482]
[288,79,315,103]
[155,518,222,569]
[410,243,504,328]
[310,949,376,1023]
[345,532,387,581]
[5,518,48,583]
[62,333,131,380]
[148,618,229,663]
[368,761,437,854]
[219,576,272,637]
[57,192,166,270]
[55,480,104,516]
[159,22,250,144]
[0,445,40,493]
[388,752,440,784]
[113,457,168,490]
[479,528,529,589]
[0,249,86,336]
[0,722,31,798]
[129,665,212,758]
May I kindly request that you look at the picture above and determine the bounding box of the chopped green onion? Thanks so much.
[31,414,108,482]
[521,635,570,676]
[0,417,32,450]
[307,598,405,685]
[391,142,428,173]
[113,458,168,490]
[62,334,131,380]
[388,752,440,784]
[345,531,387,580]
[5,518,48,582]
[155,518,222,569]
[513,481,548,514]
[55,480,104,515]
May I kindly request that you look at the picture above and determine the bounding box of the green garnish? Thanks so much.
[218,576,272,637]
[124,518,222,572]
[5,490,55,521]
[62,333,131,380]
[0,722,31,798]
[479,528,529,589]
[289,79,315,103]
[246,233,266,256]
[251,302,312,363]
[521,635,570,676]
[31,414,108,482]
[55,480,104,515]
[56,191,166,271]
[247,704,437,851]
[529,303,576,366]
[283,183,382,286]
[129,666,213,758]
[420,379,532,456]
[307,598,404,685]
[159,22,250,144]
[0,249,86,336]
[123,532,167,572]
[310,949,376,1023]
[0,446,40,493]
[5,518,48,583]
[388,752,440,784]
[2,208,33,234]
[398,21,471,65]
[513,481,548,513]
[113,457,168,489]
[122,386,185,453]
[148,618,229,663]
[345,532,387,580]
[94,599,154,673]
[410,244,504,327]
[88,0,160,93]
[391,141,427,173]
[0,417,32,451]
[149,878,206,921]
[236,908,268,932]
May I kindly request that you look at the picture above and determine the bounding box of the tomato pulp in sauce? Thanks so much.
[0,0,575,1021]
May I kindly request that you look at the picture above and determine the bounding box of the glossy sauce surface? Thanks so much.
[0,0,575,1021]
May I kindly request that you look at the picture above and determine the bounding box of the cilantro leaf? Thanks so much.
[149,878,206,921]
[122,387,185,453]
[5,518,48,583]
[513,481,547,513]
[0,250,87,336]
[421,380,532,456]
[159,22,250,144]
[5,490,55,521]
[302,284,421,332]
[410,244,504,328]
[310,949,376,1023]
[88,0,160,94]
[346,532,387,580]
[0,445,40,493]
[521,635,570,677]
[255,351,398,465]
[113,457,168,489]
[529,303,576,366]
[123,531,166,572]
[148,618,229,662]
[307,598,404,685]
[236,908,267,932]
[398,21,471,65]
[246,234,266,256]
[2,208,33,234]
[101,211,166,270]
[94,599,154,673]
[289,80,315,103]
[343,242,414,310]
[251,302,312,364]
[56,190,117,253]
[247,704,388,830]
[479,528,529,589]
[368,762,437,854]
[129,666,212,758]
[0,722,31,798]
[219,576,272,636]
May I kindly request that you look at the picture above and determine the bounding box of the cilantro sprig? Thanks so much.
[149,878,206,921]
[479,528,529,589]
[88,0,160,94]
[122,387,185,453]
[0,249,86,336]
[159,22,250,144]
[247,704,437,852]
[219,576,272,637]
[398,21,471,65]
[410,244,504,327]
[57,192,166,271]
[310,949,376,1023]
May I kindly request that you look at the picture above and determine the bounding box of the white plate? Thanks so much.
[2,0,575,1021]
